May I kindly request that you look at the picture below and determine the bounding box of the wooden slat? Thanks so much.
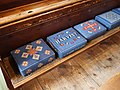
[47,62,99,90]
[73,34,120,86]
[20,79,43,90]
[3,26,120,88]
[0,0,40,11]
[0,0,83,25]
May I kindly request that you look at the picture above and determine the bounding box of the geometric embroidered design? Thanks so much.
[45,50,51,55]
[73,38,77,41]
[38,63,43,68]
[21,52,29,58]
[36,46,43,51]
[26,45,32,49]
[22,45,43,60]
[106,13,118,20]
[81,22,99,33]
[14,49,20,54]
[27,48,37,56]
[60,44,64,46]
[36,40,41,44]
[26,69,32,74]
[48,57,53,62]
[32,54,40,60]
[22,61,28,67]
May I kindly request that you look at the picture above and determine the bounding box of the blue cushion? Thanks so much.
[95,11,120,29]
[112,8,120,15]
[47,28,87,59]
[74,19,107,41]
[11,39,55,76]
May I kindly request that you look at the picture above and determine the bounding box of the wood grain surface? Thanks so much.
[15,30,120,90]
[0,0,119,57]
[2,26,120,89]
[0,0,40,11]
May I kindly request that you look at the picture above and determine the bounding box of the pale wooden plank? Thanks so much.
[20,52,99,90]
[110,33,120,47]
[19,79,43,90]
[17,33,120,90]
[50,63,85,90]
[73,34,120,86]
[63,60,99,90]
[3,26,120,88]
[37,70,65,90]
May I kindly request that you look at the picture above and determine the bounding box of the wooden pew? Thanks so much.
[0,0,119,89]
[0,0,119,57]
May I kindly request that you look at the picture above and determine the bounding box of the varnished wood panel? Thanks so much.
[0,0,40,11]
[16,32,120,90]
[0,0,119,57]
[2,26,120,89]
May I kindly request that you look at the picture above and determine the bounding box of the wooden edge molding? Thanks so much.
[0,0,83,25]
[3,26,120,88]
[0,0,104,35]
[0,0,104,33]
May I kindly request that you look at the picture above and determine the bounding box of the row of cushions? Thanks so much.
[10,8,120,76]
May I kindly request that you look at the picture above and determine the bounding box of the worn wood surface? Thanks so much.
[0,0,40,11]
[0,59,14,90]
[0,0,119,57]
[16,30,120,90]
[0,0,81,25]
[2,26,120,89]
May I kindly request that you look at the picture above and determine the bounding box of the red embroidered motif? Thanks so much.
[48,57,53,62]
[15,50,20,54]
[27,48,37,56]
[73,38,77,41]
[32,54,40,60]
[22,52,29,58]
[60,44,64,46]
[83,22,98,32]
[26,45,32,49]
[36,40,41,44]
[36,46,43,51]
[45,50,51,55]
[22,61,28,67]
[26,69,32,74]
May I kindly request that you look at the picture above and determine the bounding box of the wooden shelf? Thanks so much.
[1,0,118,57]
[3,26,120,89]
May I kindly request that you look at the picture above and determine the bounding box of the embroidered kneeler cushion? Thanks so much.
[74,19,107,41]
[95,11,120,29]
[11,39,55,76]
[112,8,120,15]
[47,27,87,59]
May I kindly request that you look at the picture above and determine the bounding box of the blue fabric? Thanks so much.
[47,28,87,59]
[11,39,55,76]
[95,11,120,29]
[112,8,120,15]
[74,19,107,41]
